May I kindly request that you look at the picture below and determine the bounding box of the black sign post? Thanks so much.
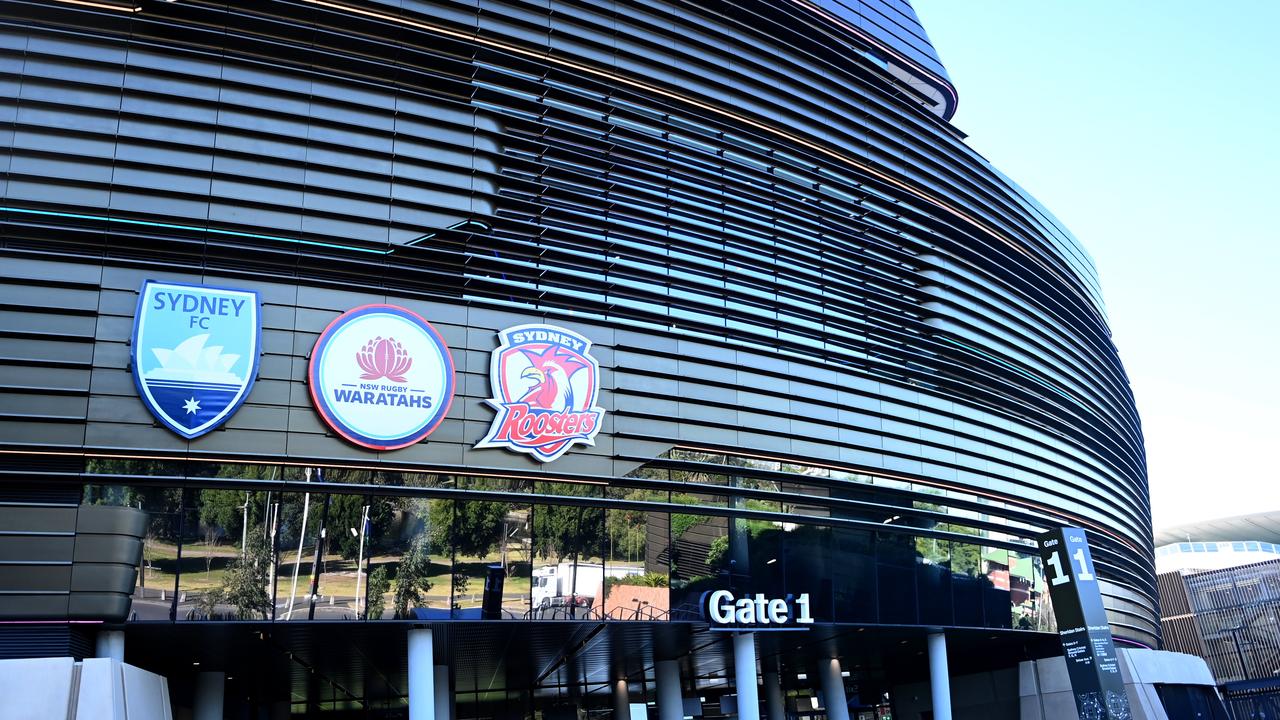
[1037,527,1132,720]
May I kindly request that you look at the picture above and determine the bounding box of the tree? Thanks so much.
[200,532,273,620]
[327,494,392,560]
[393,532,433,619]
[533,505,603,561]
[428,499,509,558]
[365,565,390,620]
[199,489,248,544]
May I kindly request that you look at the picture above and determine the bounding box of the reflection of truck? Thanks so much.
[532,562,643,608]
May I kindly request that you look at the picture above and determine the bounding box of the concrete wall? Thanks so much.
[0,656,172,720]
[890,649,1217,720]
[1019,648,1217,720]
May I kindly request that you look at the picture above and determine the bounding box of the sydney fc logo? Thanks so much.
[309,305,455,451]
[131,280,260,439]
[476,324,605,463]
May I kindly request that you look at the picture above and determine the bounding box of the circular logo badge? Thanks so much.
[308,304,455,450]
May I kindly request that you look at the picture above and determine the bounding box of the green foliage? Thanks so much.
[201,532,273,620]
[428,499,510,558]
[533,505,603,560]
[199,489,247,542]
[327,495,391,561]
[365,565,390,621]
[670,513,711,540]
[605,572,668,590]
[393,532,433,619]
[705,534,730,569]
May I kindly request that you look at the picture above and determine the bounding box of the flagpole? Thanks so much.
[284,467,312,620]
[354,504,369,618]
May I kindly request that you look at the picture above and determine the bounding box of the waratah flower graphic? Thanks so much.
[356,336,413,382]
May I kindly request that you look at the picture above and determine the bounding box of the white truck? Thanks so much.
[532,562,643,609]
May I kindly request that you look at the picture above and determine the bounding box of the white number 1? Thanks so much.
[1047,547,1096,585]
[1047,551,1070,586]
[1072,547,1095,582]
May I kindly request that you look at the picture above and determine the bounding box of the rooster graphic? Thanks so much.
[518,345,588,411]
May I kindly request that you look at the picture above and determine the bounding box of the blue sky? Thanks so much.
[912,1,1279,528]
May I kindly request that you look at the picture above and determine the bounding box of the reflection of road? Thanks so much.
[127,594,359,621]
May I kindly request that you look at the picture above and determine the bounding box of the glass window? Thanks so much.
[1247,542,1261,552]
[1010,550,1054,632]
[84,485,184,622]
[877,531,916,624]
[669,507,729,620]
[983,547,1012,629]
[531,502,605,620]
[915,534,952,626]
[831,528,876,622]
[173,488,277,622]
[951,540,984,627]
[602,487,669,621]
[446,497,523,620]
[274,491,332,622]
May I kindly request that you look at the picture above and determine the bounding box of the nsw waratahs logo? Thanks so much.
[308,305,455,451]
[476,324,605,463]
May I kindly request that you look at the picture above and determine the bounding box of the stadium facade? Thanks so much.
[0,0,1160,717]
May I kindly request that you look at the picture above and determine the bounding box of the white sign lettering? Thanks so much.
[702,590,814,626]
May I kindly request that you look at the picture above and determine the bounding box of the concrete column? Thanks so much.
[819,658,848,720]
[762,666,785,720]
[408,629,436,720]
[434,665,452,720]
[656,659,684,720]
[732,633,760,720]
[194,671,225,720]
[612,678,630,720]
[927,632,952,720]
[95,629,124,661]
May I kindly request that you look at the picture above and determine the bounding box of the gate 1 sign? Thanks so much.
[700,590,813,628]
[1037,527,1133,720]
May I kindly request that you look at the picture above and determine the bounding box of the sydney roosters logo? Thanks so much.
[475,324,605,463]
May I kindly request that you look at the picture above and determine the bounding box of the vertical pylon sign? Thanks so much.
[1037,527,1133,720]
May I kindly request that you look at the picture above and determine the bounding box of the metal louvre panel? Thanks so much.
[0,0,1155,646]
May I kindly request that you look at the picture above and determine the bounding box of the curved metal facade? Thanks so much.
[0,0,1155,647]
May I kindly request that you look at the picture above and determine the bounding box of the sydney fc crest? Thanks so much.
[476,324,605,463]
[131,280,260,439]
[309,304,455,451]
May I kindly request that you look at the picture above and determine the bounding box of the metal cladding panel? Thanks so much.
[0,0,1154,645]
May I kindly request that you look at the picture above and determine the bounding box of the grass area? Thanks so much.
[137,543,534,603]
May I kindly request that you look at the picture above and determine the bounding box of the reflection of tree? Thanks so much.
[328,493,390,560]
[429,499,509,557]
[365,566,390,620]
[199,489,246,543]
[533,504,603,560]
[393,532,432,619]
[912,501,983,575]
[605,489,663,563]
[201,532,273,620]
